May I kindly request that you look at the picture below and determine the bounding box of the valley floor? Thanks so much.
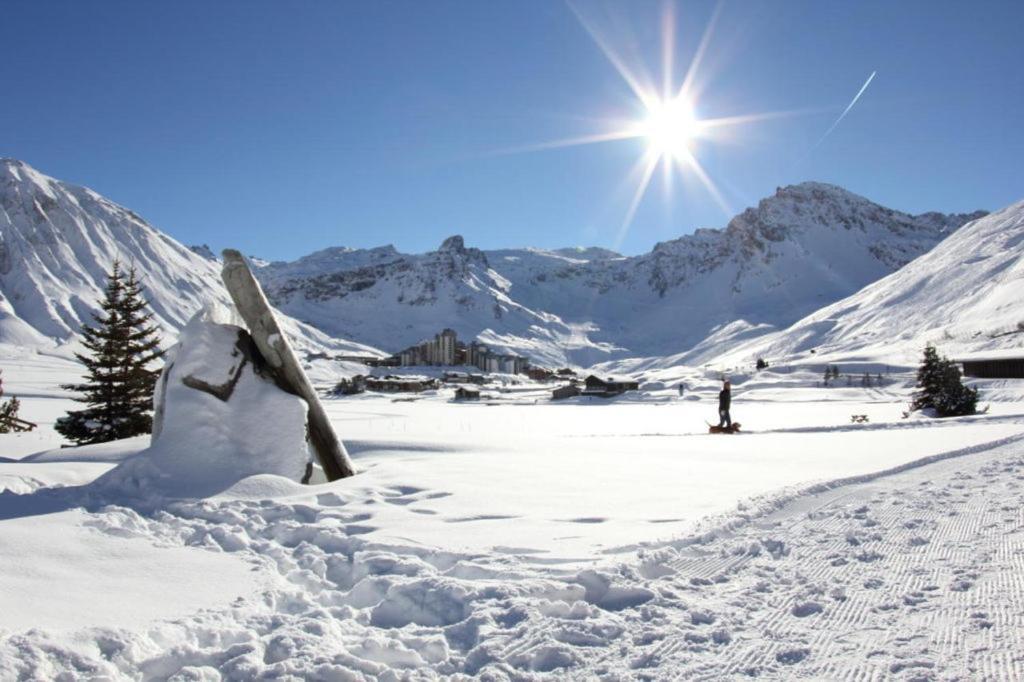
[1,356,1023,679]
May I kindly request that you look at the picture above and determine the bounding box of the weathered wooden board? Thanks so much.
[221,249,356,480]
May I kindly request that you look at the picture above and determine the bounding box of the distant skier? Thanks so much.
[678,382,686,398]
[717,380,732,429]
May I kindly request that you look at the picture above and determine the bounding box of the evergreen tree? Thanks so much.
[911,345,944,411]
[911,344,978,417]
[933,361,979,417]
[56,262,164,445]
[0,370,24,433]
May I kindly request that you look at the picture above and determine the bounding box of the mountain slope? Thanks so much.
[257,236,620,367]
[708,201,1024,366]
[0,159,380,358]
[257,183,984,365]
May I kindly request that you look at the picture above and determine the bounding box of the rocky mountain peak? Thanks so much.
[439,235,466,253]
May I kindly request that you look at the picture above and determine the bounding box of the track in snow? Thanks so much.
[3,433,1024,679]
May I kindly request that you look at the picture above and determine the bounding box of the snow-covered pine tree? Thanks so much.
[56,261,165,445]
[933,360,978,417]
[911,345,944,411]
[0,370,24,433]
[910,344,978,417]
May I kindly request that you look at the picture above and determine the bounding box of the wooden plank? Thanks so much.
[220,249,356,480]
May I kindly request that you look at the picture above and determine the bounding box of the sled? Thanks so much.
[707,422,741,434]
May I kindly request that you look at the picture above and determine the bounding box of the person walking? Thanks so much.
[718,379,732,429]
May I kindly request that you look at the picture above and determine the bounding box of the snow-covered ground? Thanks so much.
[1,355,1023,678]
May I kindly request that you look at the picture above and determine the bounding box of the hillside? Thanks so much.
[0,159,381,359]
[707,201,1024,367]
[257,183,985,365]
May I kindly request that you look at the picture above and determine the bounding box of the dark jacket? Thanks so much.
[718,388,731,411]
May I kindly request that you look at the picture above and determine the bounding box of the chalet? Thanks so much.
[364,375,440,393]
[454,387,481,401]
[364,356,401,368]
[955,351,1024,379]
[527,367,555,382]
[582,375,640,397]
[551,384,581,400]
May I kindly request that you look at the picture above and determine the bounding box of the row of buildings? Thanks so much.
[392,329,529,375]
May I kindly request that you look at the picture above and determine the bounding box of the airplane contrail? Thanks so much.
[815,70,876,148]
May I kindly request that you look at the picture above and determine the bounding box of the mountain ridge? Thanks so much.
[255,181,986,364]
[0,158,995,368]
[0,158,382,361]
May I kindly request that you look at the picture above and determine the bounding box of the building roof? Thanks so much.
[952,348,1024,362]
[585,374,637,384]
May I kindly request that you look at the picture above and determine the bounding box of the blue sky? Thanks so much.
[3,1,1022,259]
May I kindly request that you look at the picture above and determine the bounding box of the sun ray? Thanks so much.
[675,149,733,217]
[567,1,659,110]
[677,0,723,102]
[487,2,776,242]
[698,106,833,131]
[487,129,643,157]
[615,150,662,249]
[661,2,675,102]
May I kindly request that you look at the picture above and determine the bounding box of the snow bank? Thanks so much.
[96,309,312,498]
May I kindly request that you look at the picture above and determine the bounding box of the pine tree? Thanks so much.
[911,345,944,411]
[933,361,979,417]
[56,262,164,445]
[911,344,978,417]
[0,370,24,433]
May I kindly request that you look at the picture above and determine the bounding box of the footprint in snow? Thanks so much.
[902,592,927,606]
[775,647,810,665]
[791,602,824,618]
[315,492,346,507]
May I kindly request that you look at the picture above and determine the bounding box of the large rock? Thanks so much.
[99,307,313,499]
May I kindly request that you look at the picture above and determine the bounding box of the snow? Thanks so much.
[708,201,1024,369]
[0,509,261,632]
[0,158,386,362]
[1,347,1023,677]
[98,310,313,499]
[252,182,985,366]
[2,159,1024,677]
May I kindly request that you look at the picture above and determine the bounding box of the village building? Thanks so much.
[364,375,440,393]
[453,386,481,401]
[955,351,1024,379]
[582,375,640,397]
[527,367,555,382]
[390,329,529,375]
[551,384,581,400]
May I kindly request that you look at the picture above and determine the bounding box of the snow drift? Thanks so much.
[96,309,312,498]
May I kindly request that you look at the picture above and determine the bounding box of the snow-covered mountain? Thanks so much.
[707,200,1024,367]
[0,159,381,358]
[2,158,996,369]
[257,236,622,367]
[257,183,985,365]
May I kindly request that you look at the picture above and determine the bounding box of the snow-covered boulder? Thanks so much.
[97,308,312,498]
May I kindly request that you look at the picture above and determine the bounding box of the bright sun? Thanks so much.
[639,97,702,159]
